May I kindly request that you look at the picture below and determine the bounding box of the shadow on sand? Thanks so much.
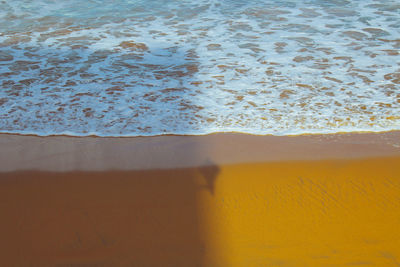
[0,164,219,266]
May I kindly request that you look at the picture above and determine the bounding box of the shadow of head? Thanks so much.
[197,159,220,195]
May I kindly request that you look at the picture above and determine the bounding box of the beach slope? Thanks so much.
[0,132,399,266]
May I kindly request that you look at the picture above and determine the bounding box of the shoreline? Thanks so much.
[1,128,400,138]
[1,131,400,172]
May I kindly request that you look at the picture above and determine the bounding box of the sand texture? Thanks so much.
[0,132,400,266]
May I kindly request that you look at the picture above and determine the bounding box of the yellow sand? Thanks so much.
[198,157,400,266]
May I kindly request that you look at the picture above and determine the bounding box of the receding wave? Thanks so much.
[0,0,399,136]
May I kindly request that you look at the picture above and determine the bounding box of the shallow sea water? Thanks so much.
[0,0,399,136]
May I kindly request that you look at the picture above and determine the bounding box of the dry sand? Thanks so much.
[0,132,399,266]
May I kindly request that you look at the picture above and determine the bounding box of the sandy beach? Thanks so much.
[2,1,400,265]
[1,132,400,266]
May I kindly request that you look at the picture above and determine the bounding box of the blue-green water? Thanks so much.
[0,0,399,136]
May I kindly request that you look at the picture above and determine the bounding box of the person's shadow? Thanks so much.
[0,159,220,266]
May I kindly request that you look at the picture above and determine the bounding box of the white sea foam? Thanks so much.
[0,0,399,136]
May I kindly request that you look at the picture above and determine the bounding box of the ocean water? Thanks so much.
[0,0,399,136]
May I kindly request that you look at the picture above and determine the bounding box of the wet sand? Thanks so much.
[0,132,400,266]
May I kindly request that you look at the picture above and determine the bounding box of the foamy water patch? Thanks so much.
[0,0,399,136]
